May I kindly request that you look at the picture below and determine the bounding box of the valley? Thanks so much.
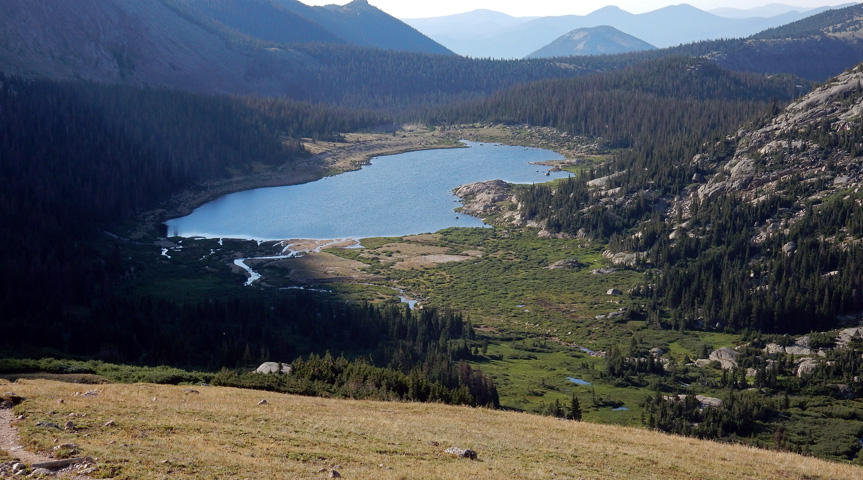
[4,1,863,478]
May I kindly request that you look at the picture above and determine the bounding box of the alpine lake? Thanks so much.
[149,138,674,424]
[165,141,569,240]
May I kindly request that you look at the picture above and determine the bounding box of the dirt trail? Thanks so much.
[0,409,53,465]
[0,409,93,478]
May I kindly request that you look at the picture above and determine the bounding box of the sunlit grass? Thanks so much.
[7,379,861,479]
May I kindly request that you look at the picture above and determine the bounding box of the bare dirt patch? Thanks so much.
[393,254,477,270]
[279,238,361,253]
[402,234,441,244]
[279,252,375,283]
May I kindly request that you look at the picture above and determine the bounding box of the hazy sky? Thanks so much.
[302,1,855,18]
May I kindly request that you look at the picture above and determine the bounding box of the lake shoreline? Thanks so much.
[130,123,596,240]
[131,124,460,239]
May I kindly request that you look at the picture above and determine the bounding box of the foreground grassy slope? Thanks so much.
[6,379,861,479]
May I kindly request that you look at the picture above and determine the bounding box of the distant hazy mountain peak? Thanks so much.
[408,2,856,58]
[590,5,628,13]
[526,25,655,58]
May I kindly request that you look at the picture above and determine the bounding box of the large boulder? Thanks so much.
[256,362,292,374]
[445,446,478,460]
[784,345,812,356]
[837,327,863,347]
[796,357,820,377]
[708,347,740,370]
[764,343,812,355]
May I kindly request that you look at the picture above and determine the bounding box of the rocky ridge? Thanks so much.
[670,63,863,244]
[453,180,515,218]
[685,327,863,382]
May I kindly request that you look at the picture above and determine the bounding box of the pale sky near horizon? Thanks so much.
[301,1,856,18]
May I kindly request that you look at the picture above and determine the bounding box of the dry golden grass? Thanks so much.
[275,252,373,283]
[5,379,862,479]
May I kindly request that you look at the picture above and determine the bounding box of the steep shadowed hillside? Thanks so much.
[193,0,454,55]
[698,3,863,81]
[0,0,314,96]
[183,0,343,46]
[298,0,453,55]
[0,0,572,109]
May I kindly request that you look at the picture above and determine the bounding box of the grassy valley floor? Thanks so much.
[4,379,862,479]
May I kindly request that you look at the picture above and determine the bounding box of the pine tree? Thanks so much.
[568,394,583,421]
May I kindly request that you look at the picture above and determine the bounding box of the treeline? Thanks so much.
[5,291,498,407]
[636,73,863,335]
[163,0,863,110]
[440,56,863,335]
[753,3,863,40]
[160,0,591,111]
[12,296,501,406]
[213,351,498,407]
[438,55,863,335]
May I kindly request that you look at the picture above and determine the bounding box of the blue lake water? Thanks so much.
[165,141,568,240]
[566,377,592,386]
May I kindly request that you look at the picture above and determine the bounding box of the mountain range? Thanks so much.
[2,0,862,102]
[526,25,655,58]
[405,3,855,59]
[0,0,451,96]
[708,3,840,18]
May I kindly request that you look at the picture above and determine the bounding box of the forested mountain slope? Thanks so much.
[180,0,344,46]
[484,59,863,335]
[0,76,387,348]
[408,4,841,59]
[0,0,292,94]
[656,63,863,333]
[188,0,453,55]
[695,2,863,81]
[298,0,452,55]
[0,0,580,110]
[1,1,861,109]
